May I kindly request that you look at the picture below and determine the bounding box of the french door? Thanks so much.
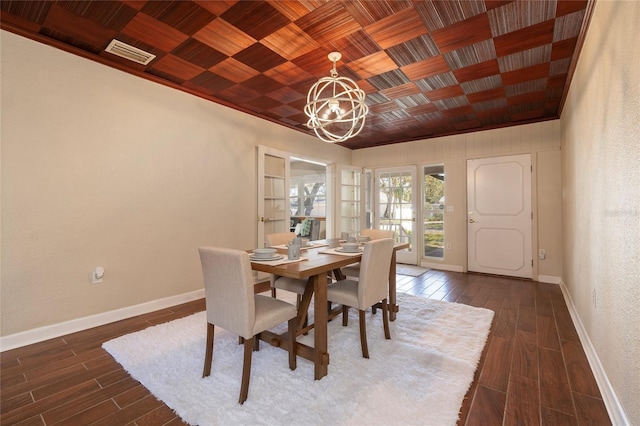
[467,154,532,278]
[257,146,333,247]
[257,146,290,249]
[375,166,417,265]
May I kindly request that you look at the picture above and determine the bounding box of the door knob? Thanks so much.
[469,218,477,223]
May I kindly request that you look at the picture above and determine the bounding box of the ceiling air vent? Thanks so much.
[105,39,156,65]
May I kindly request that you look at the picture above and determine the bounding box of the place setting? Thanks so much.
[321,234,370,256]
[320,242,364,256]
[249,248,306,266]
[270,237,329,251]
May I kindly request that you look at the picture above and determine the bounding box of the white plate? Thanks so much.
[335,248,363,253]
[249,255,284,261]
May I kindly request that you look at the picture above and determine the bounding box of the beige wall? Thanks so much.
[352,121,564,278]
[0,31,351,336]
[536,150,563,277]
[561,1,640,423]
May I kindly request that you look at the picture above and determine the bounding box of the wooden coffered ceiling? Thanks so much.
[1,0,593,149]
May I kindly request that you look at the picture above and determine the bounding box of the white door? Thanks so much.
[467,154,532,278]
[375,166,417,265]
[257,146,290,248]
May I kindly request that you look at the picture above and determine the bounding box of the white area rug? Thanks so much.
[103,293,493,426]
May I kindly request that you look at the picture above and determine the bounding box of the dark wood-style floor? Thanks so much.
[1,270,611,425]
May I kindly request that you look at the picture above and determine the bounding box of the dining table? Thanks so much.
[250,237,410,380]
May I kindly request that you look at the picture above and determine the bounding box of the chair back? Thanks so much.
[357,238,394,309]
[198,247,255,339]
[360,228,394,240]
[265,232,296,247]
[309,219,324,240]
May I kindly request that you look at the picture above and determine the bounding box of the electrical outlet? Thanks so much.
[91,267,105,284]
[446,243,452,250]
[446,205,454,212]
[539,249,546,260]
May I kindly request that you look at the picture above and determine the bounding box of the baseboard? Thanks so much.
[558,280,631,425]
[0,289,205,352]
[537,274,562,284]
[421,261,464,272]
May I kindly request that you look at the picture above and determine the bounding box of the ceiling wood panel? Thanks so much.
[430,13,493,54]
[453,59,501,83]
[294,2,360,45]
[43,4,117,50]
[121,12,188,51]
[260,23,320,61]
[232,42,287,73]
[401,55,451,80]
[192,18,255,56]
[220,1,289,41]
[172,38,226,69]
[364,7,428,49]
[150,53,204,81]
[141,1,214,35]
[342,0,412,26]
[415,0,486,31]
[0,0,594,149]
[502,63,551,86]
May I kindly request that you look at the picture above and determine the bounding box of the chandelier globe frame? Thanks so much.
[304,52,368,143]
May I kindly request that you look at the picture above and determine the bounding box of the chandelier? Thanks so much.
[304,52,368,143]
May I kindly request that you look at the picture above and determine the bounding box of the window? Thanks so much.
[423,165,445,258]
[290,159,326,218]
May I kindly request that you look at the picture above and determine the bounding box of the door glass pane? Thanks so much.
[260,152,288,245]
[264,155,285,176]
[423,165,445,258]
[264,176,285,198]
[364,170,372,229]
[264,199,286,220]
[378,170,413,246]
[340,168,360,235]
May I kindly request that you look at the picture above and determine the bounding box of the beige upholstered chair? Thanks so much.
[265,231,296,247]
[341,229,395,278]
[265,232,307,298]
[360,228,395,240]
[198,247,297,404]
[327,238,394,358]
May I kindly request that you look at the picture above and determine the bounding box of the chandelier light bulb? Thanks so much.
[304,52,368,143]
[328,98,340,114]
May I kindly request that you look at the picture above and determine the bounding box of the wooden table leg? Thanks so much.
[297,280,314,331]
[389,250,398,321]
[313,273,329,379]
